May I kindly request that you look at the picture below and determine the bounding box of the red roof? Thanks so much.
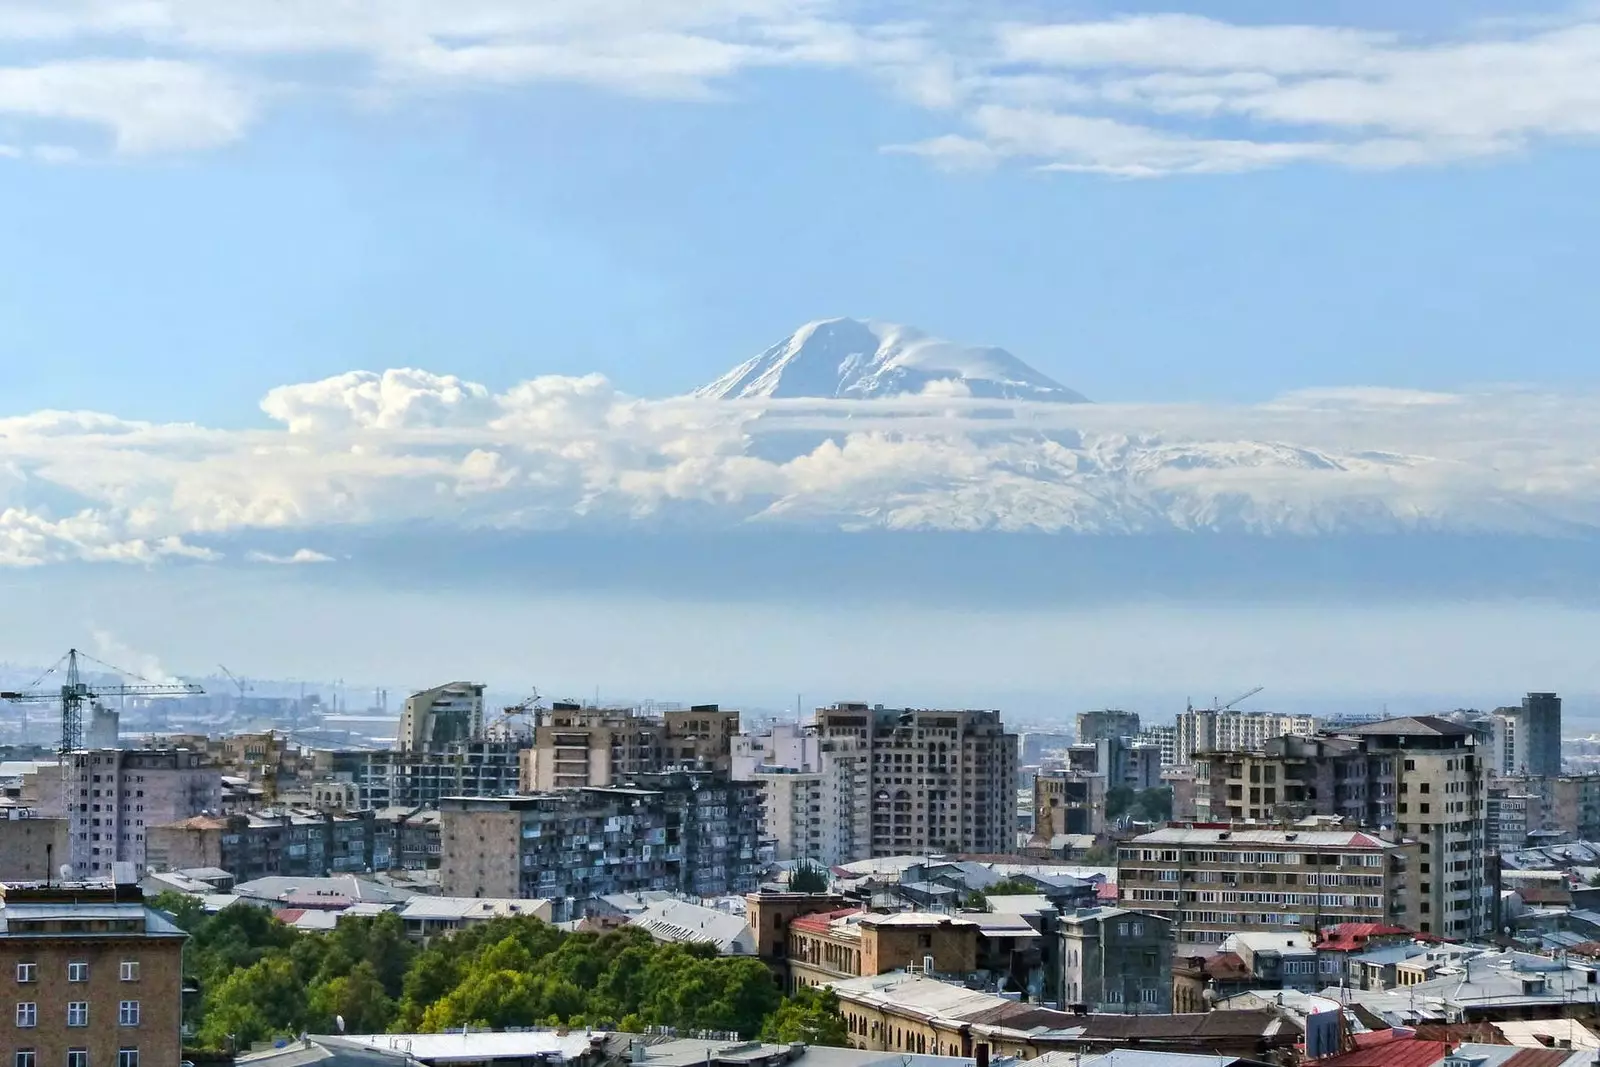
[1204,952,1250,981]
[276,909,307,924]
[1316,923,1414,952]
[790,908,864,933]
[1096,882,1119,902]
[1503,1051,1580,1067]
[1312,1038,1452,1067]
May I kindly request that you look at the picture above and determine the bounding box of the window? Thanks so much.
[15,964,35,983]
[68,1002,88,1027]
[67,962,88,983]
[1141,988,1161,1004]
[67,1052,87,1067]
[16,1003,37,1028]
[119,962,139,982]
[118,1052,138,1067]
[118,1002,140,1027]
[15,1051,35,1067]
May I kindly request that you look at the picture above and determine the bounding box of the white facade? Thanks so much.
[1175,708,1318,763]
[734,723,853,865]
[397,681,486,752]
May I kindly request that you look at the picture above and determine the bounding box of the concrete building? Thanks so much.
[1118,825,1414,946]
[1137,726,1179,767]
[1060,905,1173,1013]
[397,682,486,753]
[439,772,763,918]
[0,880,187,1067]
[0,812,68,881]
[1492,774,1600,844]
[812,704,1017,858]
[734,723,859,865]
[523,703,739,791]
[146,808,377,880]
[320,740,523,811]
[1076,710,1141,746]
[1493,693,1563,778]
[1174,708,1318,765]
[1032,773,1107,840]
[35,749,224,879]
[372,806,441,870]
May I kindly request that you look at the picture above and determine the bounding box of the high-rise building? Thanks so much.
[734,723,860,866]
[811,704,1017,858]
[31,749,223,879]
[322,740,523,810]
[1076,710,1142,746]
[439,771,763,918]
[1174,708,1317,764]
[523,703,739,790]
[397,682,486,752]
[1136,725,1178,766]
[1494,693,1562,777]
[0,880,187,1067]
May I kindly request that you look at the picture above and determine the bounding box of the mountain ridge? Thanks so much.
[695,318,1088,402]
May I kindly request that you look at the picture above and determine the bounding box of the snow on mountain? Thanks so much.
[695,318,1088,402]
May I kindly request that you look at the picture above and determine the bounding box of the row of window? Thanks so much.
[15,1050,139,1067]
[16,962,138,983]
[14,1001,141,1026]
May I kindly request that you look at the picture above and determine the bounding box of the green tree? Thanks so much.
[310,962,395,1035]
[1082,843,1116,865]
[962,889,992,912]
[1132,787,1173,823]
[197,955,308,1049]
[760,987,849,1046]
[1104,786,1136,820]
[986,878,1038,895]
[790,862,830,893]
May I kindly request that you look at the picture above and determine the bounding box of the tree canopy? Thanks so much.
[789,862,830,894]
[153,894,831,1053]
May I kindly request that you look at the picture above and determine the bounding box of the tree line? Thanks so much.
[154,894,848,1052]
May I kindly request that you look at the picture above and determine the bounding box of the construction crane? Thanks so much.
[1,648,204,878]
[1186,686,1265,715]
[218,664,253,698]
[483,688,545,741]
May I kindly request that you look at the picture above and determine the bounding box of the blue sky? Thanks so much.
[5,0,1600,703]
[3,0,1600,422]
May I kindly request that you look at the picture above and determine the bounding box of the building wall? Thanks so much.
[397,682,486,753]
[1061,910,1173,1013]
[860,920,979,978]
[0,817,69,881]
[440,808,522,898]
[744,893,847,964]
[76,750,223,879]
[1077,710,1141,746]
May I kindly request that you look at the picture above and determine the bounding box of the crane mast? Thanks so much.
[1,648,204,879]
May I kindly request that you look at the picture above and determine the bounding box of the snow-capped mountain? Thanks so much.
[695,318,1088,402]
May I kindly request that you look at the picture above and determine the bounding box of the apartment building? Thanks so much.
[30,749,224,879]
[439,772,763,919]
[1138,726,1179,767]
[1193,735,1368,823]
[318,740,523,811]
[1060,906,1173,1013]
[1488,773,1600,845]
[1117,825,1414,947]
[1489,693,1563,777]
[0,881,186,1067]
[1175,709,1318,765]
[397,682,486,753]
[1032,773,1107,840]
[146,808,377,880]
[522,704,740,791]
[1076,710,1141,746]
[812,704,1017,859]
[784,909,980,991]
[734,723,862,866]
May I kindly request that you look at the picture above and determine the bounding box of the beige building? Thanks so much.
[522,703,739,791]
[785,909,980,991]
[397,682,486,753]
[813,704,1016,858]
[0,881,187,1067]
[1118,825,1415,946]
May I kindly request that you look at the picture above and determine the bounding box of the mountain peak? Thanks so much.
[695,318,1088,402]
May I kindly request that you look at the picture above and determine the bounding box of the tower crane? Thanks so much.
[218,664,253,698]
[1185,686,1265,715]
[1,648,204,878]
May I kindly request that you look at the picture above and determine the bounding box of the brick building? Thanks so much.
[0,881,186,1067]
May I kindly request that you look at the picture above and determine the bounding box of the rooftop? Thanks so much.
[627,899,755,955]
[1133,827,1391,848]
[1343,716,1473,737]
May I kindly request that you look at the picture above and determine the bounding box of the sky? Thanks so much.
[3,0,1600,712]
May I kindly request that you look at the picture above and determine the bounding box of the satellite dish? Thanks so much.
[336,1016,346,1033]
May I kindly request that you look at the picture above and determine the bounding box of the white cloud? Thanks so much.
[0,2,1596,173]
[245,548,335,565]
[4,366,1600,567]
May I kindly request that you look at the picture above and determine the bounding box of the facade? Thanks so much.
[0,881,186,1067]
[734,723,858,865]
[1175,709,1318,764]
[372,807,441,870]
[1193,735,1366,823]
[439,772,763,919]
[812,704,1017,859]
[321,741,523,811]
[1117,825,1414,946]
[523,703,739,791]
[145,808,377,880]
[1060,906,1173,1013]
[397,682,486,753]
[1032,773,1107,840]
[0,814,68,881]
[1488,773,1600,845]
[1138,726,1179,767]
[41,749,224,879]
[1076,710,1141,746]
[785,910,980,991]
